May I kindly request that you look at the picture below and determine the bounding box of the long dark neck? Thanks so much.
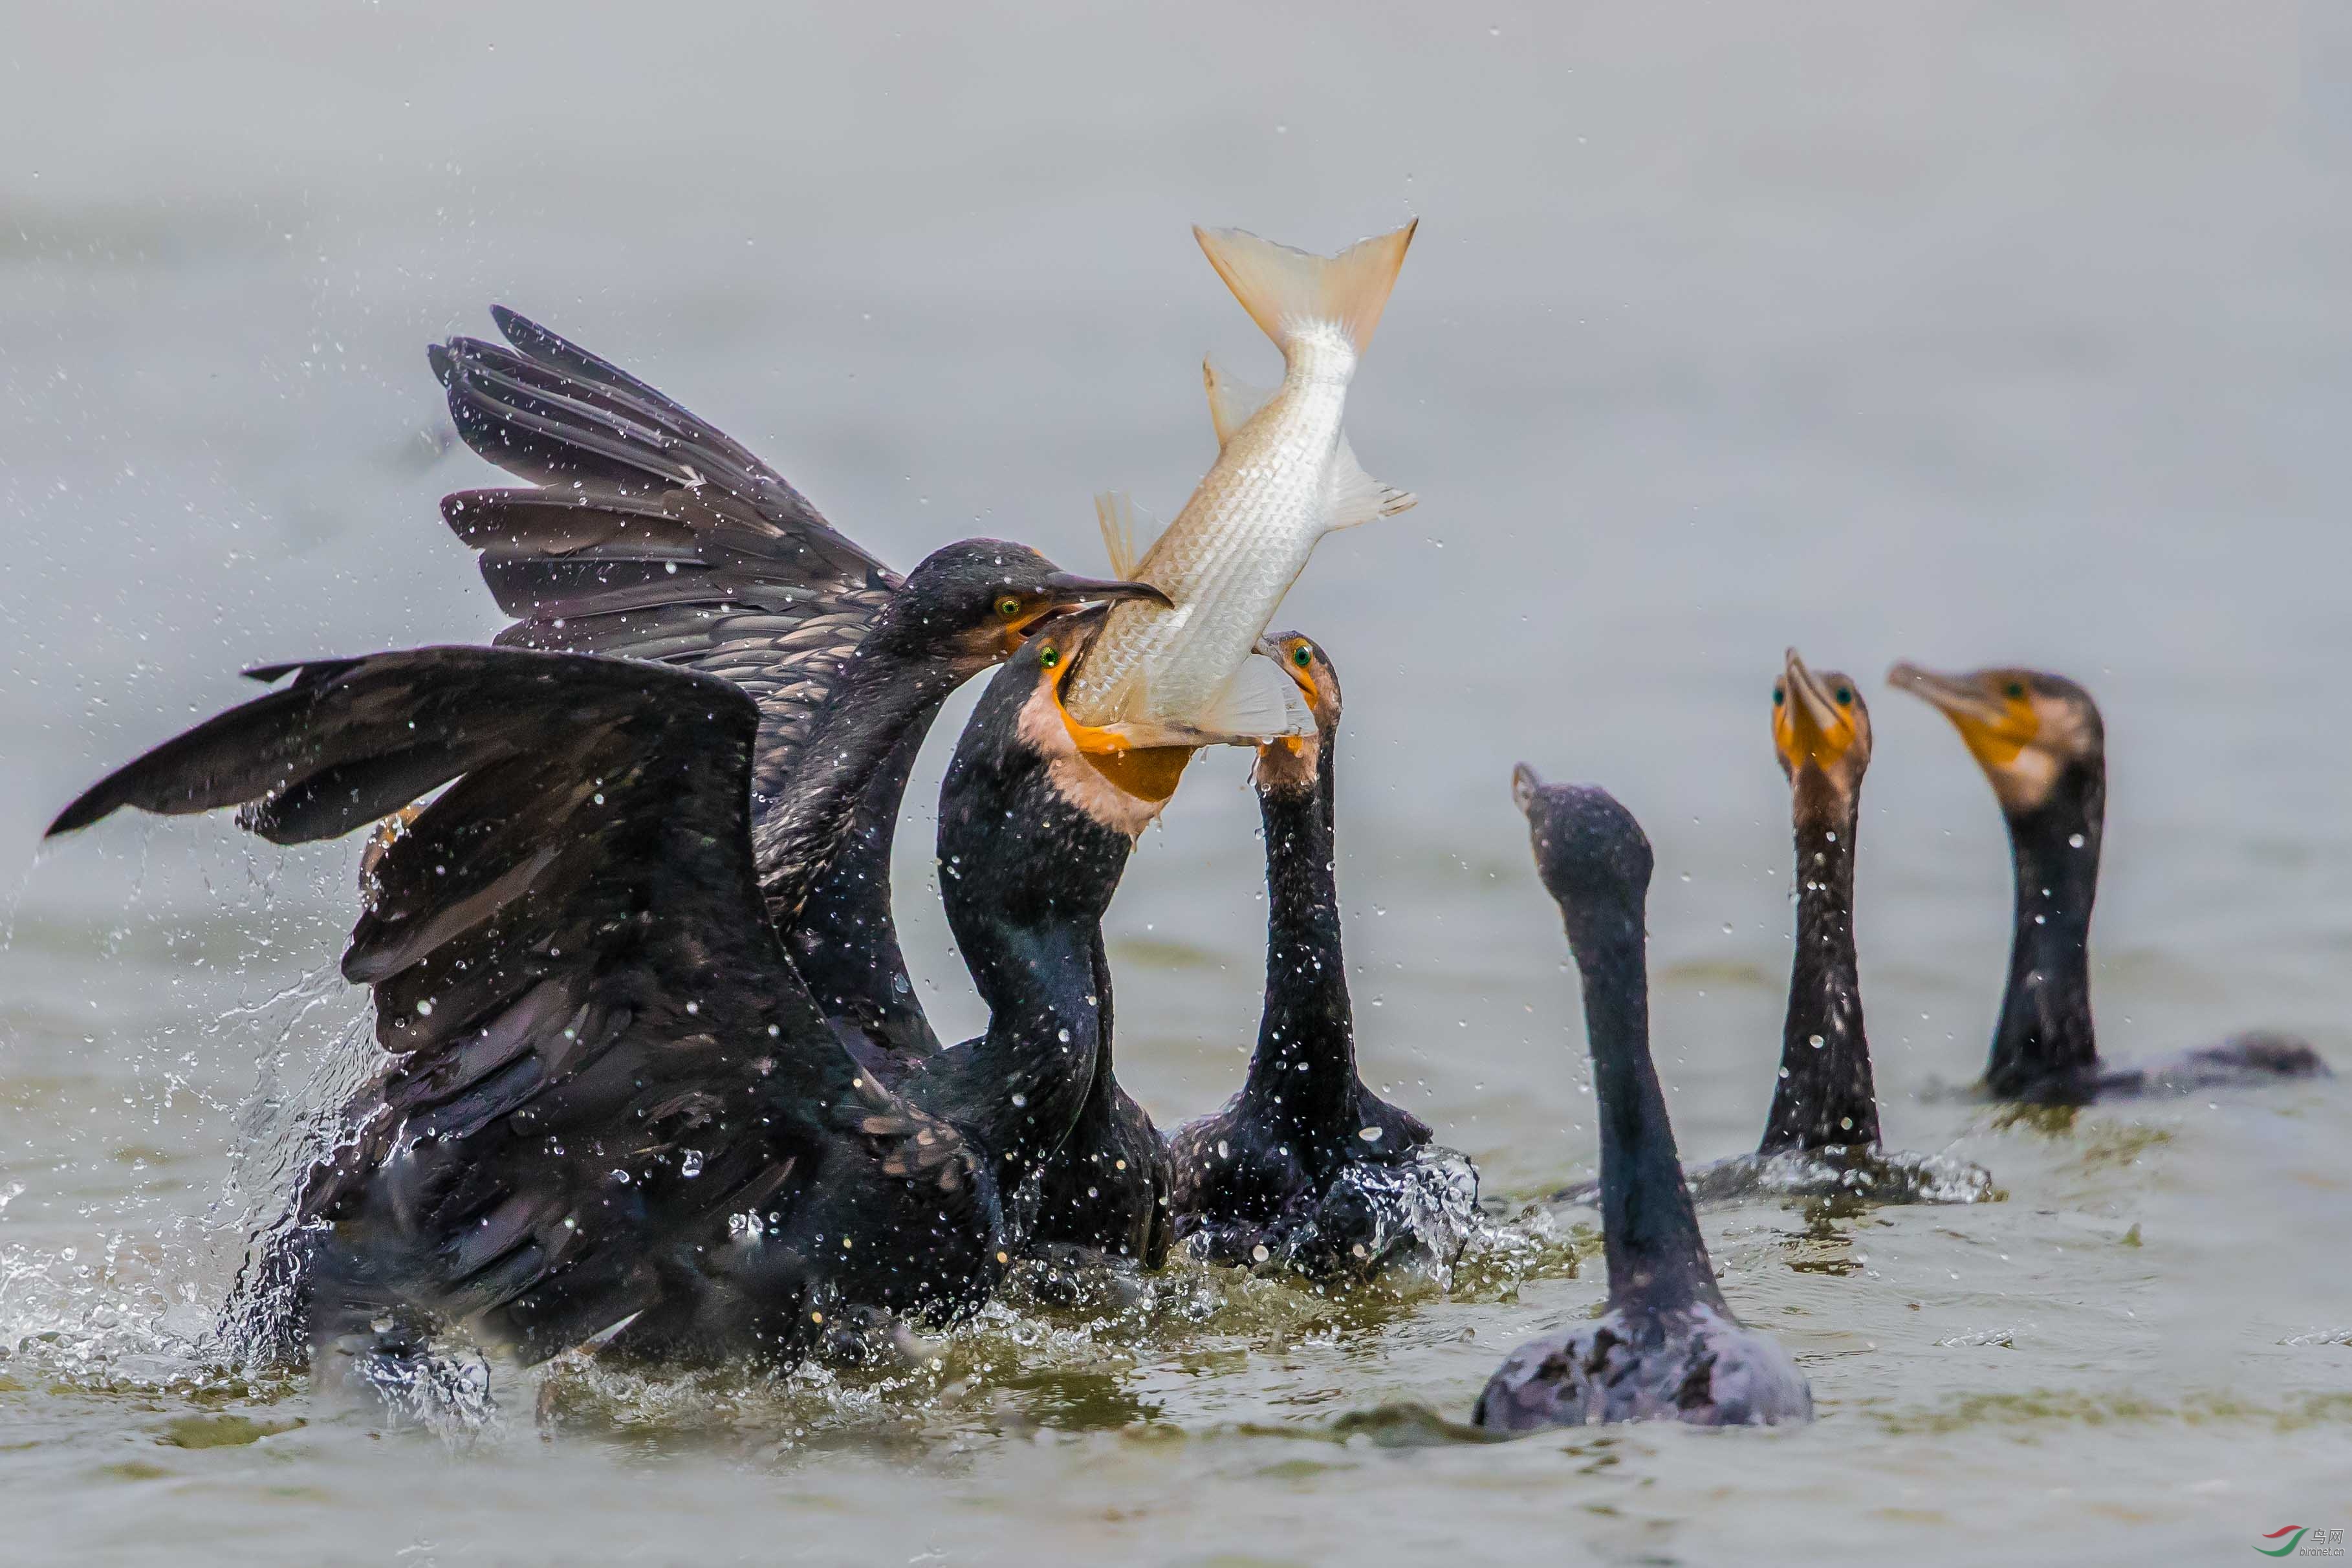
[787,718,944,1058]
[1571,904,1725,1314]
[930,671,1137,1193]
[1762,781,1877,1151]
[753,621,963,931]
[1241,765,1359,1132]
[932,909,1105,1192]
[1987,763,2104,1098]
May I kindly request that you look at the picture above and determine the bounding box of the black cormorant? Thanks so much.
[47,617,1160,1385]
[1715,650,1995,1202]
[1889,661,2328,1102]
[429,309,1164,1075]
[1550,652,1992,1207]
[1168,633,1478,1278]
[1475,770,1812,1431]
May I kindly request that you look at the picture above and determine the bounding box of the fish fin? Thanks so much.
[1325,433,1417,530]
[1093,490,1166,580]
[1193,220,1417,358]
[1199,655,1314,743]
[1203,356,1277,451]
[1096,657,1308,749]
[1095,491,1137,580]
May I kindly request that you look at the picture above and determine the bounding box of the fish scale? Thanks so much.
[1062,226,1417,743]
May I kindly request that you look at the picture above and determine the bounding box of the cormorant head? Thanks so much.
[965,606,1181,840]
[1771,649,1871,813]
[897,539,1170,673]
[1512,766,1653,933]
[1250,630,1342,796]
[1886,662,2104,816]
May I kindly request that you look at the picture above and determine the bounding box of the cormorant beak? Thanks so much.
[1775,648,1856,772]
[1002,574,1173,652]
[1040,573,1173,612]
[1511,762,1545,816]
[1887,660,2037,768]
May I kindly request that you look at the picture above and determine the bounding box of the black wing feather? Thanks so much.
[431,310,903,814]
[49,647,973,1362]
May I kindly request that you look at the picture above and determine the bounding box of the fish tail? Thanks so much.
[1192,220,1417,359]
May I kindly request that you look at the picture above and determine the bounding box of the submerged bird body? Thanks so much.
[1889,662,2328,1102]
[1479,772,1811,1433]
[430,309,1164,1078]
[1063,224,1417,746]
[1169,635,1478,1278]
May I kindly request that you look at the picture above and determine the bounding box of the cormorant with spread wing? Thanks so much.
[428,309,1164,1077]
[47,612,1165,1386]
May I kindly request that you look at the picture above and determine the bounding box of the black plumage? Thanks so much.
[1168,634,1476,1278]
[47,633,1155,1381]
[1760,650,1880,1153]
[1475,771,1812,1433]
[430,308,1162,1074]
[1889,662,2329,1102]
[923,620,1173,1269]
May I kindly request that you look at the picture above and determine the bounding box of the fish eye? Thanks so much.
[2005,681,2026,699]
[1772,687,1784,706]
[1290,644,1312,669]
[1834,686,1853,705]
[996,595,1022,619]
[1038,644,1059,669]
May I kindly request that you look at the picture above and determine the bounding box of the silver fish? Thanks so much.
[1062,221,1417,746]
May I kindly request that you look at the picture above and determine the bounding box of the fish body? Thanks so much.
[1062,222,1417,745]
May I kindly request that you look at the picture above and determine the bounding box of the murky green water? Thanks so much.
[5,4,2351,1563]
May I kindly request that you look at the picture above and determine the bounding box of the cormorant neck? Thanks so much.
[931,657,1139,1193]
[753,614,965,930]
[1240,770,1359,1132]
[1763,781,1878,1152]
[1567,900,1725,1314]
[939,909,1105,1191]
[1988,761,2104,1097]
[787,718,943,1060]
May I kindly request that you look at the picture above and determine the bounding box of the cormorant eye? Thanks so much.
[996,595,1022,619]
[1834,687,1853,705]
[2005,681,2026,699]
[1038,645,1060,670]
[1772,687,1784,706]
[1291,644,1312,669]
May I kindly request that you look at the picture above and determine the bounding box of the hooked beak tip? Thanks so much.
[1043,572,1171,610]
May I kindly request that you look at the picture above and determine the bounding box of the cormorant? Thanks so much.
[1475,770,1812,1431]
[1888,661,2328,1102]
[429,309,1165,1076]
[1550,652,1992,1207]
[1712,650,1994,1201]
[46,615,1160,1386]
[1168,633,1479,1278]
[933,621,1179,1270]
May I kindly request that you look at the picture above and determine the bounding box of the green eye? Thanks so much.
[1038,645,1059,670]
[996,595,1022,619]
[1291,644,1312,669]
[1772,687,1784,706]
[1834,687,1852,705]
[2005,681,2026,699]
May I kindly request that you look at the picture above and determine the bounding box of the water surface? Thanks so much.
[5,4,2351,1562]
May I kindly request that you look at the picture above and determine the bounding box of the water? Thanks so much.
[6,3,2352,1562]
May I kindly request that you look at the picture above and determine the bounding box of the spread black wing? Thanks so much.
[49,648,978,1362]
[431,309,898,814]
